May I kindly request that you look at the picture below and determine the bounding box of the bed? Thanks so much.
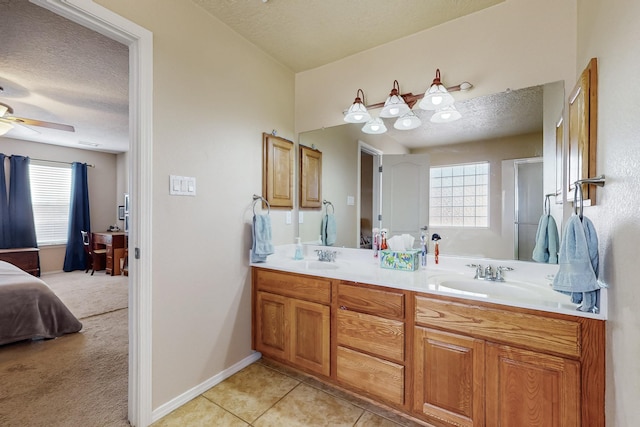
[0,260,82,346]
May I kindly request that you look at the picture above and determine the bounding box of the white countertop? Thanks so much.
[251,244,607,320]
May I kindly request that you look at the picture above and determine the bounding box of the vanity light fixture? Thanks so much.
[393,111,422,130]
[343,88,371,123]
[379,80,410,118]
[430,104,462,123]
[419,69,455,110]
[361,117,387,134]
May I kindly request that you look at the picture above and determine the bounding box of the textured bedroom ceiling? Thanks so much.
[0,0,545,153]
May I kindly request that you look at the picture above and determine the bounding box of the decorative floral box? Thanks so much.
[380,250,420,271]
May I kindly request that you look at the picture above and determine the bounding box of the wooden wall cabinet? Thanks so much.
[253,269,330,377]
[299,145,322,208]
[262,133,294,208]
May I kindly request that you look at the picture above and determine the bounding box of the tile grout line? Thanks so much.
[249,381,304,426]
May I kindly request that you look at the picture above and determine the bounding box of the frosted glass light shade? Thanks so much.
[0,121,14,136]
[393,112,422,130]
[361,117,387,134]
[344,101,371,123]
[380,95,409,118]
[430,105,462,123]
[419,83,455,110]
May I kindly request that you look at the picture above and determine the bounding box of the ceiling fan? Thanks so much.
[0,101,75,135]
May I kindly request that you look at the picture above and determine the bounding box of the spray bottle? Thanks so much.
[372,228,380,258]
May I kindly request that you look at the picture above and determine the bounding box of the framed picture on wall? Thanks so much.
[118,205,125,220]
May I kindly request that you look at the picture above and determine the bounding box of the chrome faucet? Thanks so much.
[467,264,514,282]
[315,249,337,262]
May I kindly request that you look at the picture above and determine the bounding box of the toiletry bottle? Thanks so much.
[420,226,428,268]
[380,229,388,250]
[294,237,304,260]
[431,233,441,264]
[372,228,379,258]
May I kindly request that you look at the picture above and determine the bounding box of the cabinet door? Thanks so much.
[414,327,485,427]
[290,298,330,376]
[486,343,580,427]
[255,291,289,361]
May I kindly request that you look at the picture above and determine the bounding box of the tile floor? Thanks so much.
[152,358,430,427]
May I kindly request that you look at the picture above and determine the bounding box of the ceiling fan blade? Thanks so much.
[5,116,75,132]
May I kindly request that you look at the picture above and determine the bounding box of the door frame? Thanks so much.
[358,141,382,248]
[32,1,154,425]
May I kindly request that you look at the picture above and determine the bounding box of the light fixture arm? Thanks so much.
[365,82,472,110]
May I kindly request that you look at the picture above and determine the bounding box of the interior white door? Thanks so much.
[381,154,430,244]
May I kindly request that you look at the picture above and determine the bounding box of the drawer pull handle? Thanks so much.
[339,305,347,310]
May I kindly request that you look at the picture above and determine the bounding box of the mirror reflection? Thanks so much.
[298,80,564,262]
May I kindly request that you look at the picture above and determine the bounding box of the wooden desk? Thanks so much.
[0,248,40,276]
[92,232,126,276]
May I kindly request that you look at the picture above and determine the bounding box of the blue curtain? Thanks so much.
[63,162,91,271]
[0,154,9,249]
[8,155,37,248]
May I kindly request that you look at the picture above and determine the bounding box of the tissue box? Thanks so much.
[380,250,420,271]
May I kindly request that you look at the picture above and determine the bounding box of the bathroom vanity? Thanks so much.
[251,247,605,427]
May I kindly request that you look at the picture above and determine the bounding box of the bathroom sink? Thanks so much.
[305,261,341,270]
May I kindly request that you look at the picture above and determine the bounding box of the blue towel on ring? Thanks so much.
[532,214,560,264]
[552,214,604,312]
[321,214,336,246]
[251,214,274,263]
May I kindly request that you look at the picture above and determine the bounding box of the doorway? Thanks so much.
[358,142,382,249]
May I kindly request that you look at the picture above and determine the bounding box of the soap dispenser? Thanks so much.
[294,237,304,260]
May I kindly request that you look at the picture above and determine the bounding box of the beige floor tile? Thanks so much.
[152,396,248,427]
[202,362,299,423]
[253,383,364,427]
[355,411,406,427]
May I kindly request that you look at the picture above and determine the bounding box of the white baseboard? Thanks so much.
[151,351,262,423]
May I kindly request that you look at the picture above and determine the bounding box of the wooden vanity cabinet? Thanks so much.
[413,295,604,427]
[335,282,407,407]
[253,269,331,377]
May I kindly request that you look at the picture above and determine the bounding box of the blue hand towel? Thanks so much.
[532,214,560,264]
[251,214,274,263]
[552,214,602,312]
[321,214,337,246]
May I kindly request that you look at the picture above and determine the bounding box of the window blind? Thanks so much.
[29,162,72,245]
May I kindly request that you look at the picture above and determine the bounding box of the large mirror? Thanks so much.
[298,80,564,261]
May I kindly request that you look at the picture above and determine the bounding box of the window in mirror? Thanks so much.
[429,162,489,228]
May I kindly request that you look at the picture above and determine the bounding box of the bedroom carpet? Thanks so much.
[41,270,128,319]
[0,271,129,427]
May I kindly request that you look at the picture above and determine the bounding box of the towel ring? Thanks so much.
[252,194,271,215]
[323,200,334,214]
[544,194,551,216]
[573,175,606,219]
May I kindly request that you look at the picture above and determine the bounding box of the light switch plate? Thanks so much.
[347,196,355,205]
[170,175,196,196]
[285,211,292,224]
[298,211,304,223]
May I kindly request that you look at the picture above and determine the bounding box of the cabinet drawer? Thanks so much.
[415,296,582,358]
[338,282,404,320]
[255,269,331,304]
[337,346,404,405]
[337,309,404,363]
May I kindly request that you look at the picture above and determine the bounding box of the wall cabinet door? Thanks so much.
[485,343,580,427]
[255,291,330,377]
[290,298,330,376]
[414,327,485,427]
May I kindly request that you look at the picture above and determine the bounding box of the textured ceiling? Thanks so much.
[0,0,544,154]
[192,0,505,72]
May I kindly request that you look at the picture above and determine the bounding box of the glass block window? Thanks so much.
[429,162,489,227]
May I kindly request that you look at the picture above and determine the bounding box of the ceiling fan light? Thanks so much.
[0,121,14,136]
[344,89,371,123]
[419,69,455,110]
[430,105,462,123]
[361,117,387,134]
[393,111,422,130]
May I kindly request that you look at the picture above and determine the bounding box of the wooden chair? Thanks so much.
[81,231,107,275]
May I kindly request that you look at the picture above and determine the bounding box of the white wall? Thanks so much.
[0,136,119,272]
[576,1,640,424]
[96,0,295,410]
[295,0,577,134]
